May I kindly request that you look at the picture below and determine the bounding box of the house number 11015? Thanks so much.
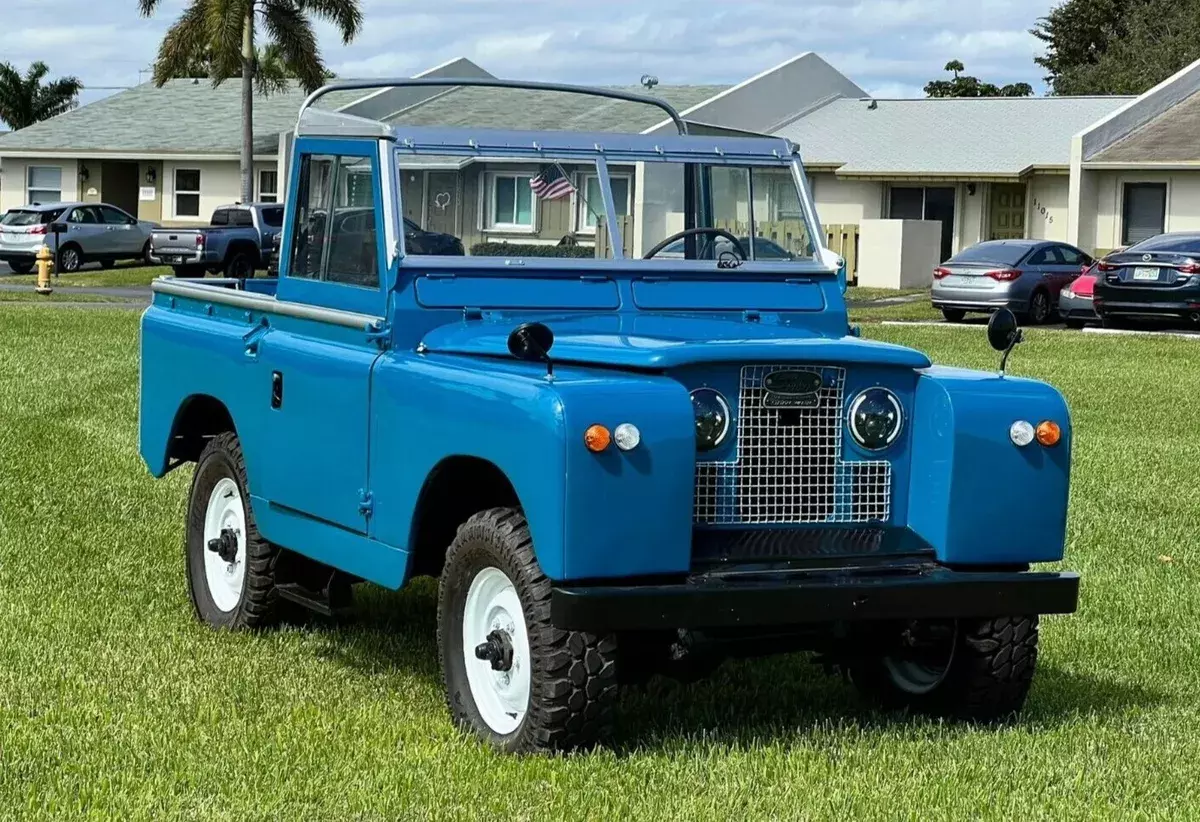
[1033,198,1054,224]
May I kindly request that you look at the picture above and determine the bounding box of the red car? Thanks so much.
[1059,263,1098,329]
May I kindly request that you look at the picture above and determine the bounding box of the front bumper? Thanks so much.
[552,563,1080,631]
[1058,292,1097,321]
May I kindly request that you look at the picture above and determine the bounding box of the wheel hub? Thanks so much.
[461,566,531,735]
[475,629,514,672]
[207,527,239,564]
[201,477,247,613]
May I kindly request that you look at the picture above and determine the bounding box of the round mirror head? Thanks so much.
[987,308,1019,352]
[507,322,555,362]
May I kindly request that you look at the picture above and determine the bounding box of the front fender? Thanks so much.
[368,353,694,582]
[907,366,1071,565]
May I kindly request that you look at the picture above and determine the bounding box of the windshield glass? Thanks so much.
[396,150,815,264]
[1125,234,1200,254]
[949,242,1031,266]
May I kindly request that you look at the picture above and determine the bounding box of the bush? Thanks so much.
[470,242,594,259]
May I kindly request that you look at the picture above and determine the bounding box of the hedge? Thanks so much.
[470,242,594,259]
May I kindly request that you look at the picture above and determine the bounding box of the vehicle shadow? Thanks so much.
[311,583,1164,752]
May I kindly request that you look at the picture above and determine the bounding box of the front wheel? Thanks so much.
[852,616,1039,721]
[438,508,618,753]
[186,432,282,630]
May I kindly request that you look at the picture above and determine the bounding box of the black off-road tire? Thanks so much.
[438,508,619,753]
[941,308,967,323]
[186,432,282,630]
[852,616,1039,721]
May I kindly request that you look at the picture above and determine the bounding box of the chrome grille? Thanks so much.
[694,365,892,525]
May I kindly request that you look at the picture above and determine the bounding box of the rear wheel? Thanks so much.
[852,616,1039,721]
[1027,289,1052,325]
[8,261,33,275]
[224,251,255,279]
[941,308,966,323]
[57,244,83,273]
[438,508,618,753]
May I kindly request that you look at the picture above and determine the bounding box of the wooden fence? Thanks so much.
[594,215,635,259]
[825,223,860,284]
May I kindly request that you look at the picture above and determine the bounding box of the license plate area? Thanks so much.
[1133,267,1161,281]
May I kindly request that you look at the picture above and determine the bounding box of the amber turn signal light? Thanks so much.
[1036,421,1061,447]
[584,424,611,452]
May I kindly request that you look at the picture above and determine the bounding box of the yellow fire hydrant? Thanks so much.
[35,245,54,295]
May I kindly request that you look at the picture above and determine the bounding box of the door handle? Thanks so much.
[271,371,283,409]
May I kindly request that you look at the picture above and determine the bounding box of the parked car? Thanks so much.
[1093,233,1200,328]
[139,78,1079,755]
[932,239,1094,324]
[149,203,284,278]
[404,217,464,255]
[654,235,795,260]
[0,202,156,274]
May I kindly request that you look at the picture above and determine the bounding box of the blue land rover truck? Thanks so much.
[139,79,1079,753]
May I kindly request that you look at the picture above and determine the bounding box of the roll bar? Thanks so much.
[298,77,690,136]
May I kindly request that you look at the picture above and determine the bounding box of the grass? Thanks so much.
[2,264,170,289]
[2,307,1199,820]
[845,285,929,303]
[0,291,124,304]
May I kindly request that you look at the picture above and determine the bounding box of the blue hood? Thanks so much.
[420,314,932,370]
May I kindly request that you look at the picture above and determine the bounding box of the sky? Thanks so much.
[0,0,1061,112]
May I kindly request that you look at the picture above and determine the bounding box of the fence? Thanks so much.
[595,215,635,259]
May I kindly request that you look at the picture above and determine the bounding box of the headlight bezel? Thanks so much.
[847,387,904,451]
[690,387,731,452]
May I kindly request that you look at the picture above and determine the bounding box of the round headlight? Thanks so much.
[690,388,731,452]
[848,388,903,450]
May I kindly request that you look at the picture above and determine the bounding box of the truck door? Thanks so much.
[255,146,389,534]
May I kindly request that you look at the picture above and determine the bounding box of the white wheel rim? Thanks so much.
[202,477,247,613]
[462,567,531,735]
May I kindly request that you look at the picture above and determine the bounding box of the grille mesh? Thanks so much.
[694,365,892,525]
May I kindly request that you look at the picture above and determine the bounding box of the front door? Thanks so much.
[257,145,388,533]
[425,171,458,236]
[990,184,1026,240]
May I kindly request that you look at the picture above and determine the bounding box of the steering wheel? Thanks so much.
[643,227,747,260]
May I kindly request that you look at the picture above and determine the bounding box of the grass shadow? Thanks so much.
[306,585,1166,752]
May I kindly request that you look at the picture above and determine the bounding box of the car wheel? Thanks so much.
[224,252,255,279]
[438,507,618,753]
[1027,290,1052,325]
[57,244,83,273]
[186,432,282,630]
[8,261,33,275]
[852,616,1039,721]
[142,241,154,266]
[941,308,967,323]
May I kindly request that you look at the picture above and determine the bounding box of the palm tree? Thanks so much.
[0,62,83,131]
[139,0,363,202]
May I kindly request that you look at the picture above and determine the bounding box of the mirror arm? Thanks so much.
[999,329,1023,378]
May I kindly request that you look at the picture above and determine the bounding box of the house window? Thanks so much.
[487,173,535,230]
[258,170,278,203]
[26,166,62,204]
[1122,183,1167,245]
[888,185,956,262]
[174,169,201,217]
[577,173,630,231]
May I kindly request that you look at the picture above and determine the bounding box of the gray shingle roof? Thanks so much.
[1089,93,1200,162]
[0,79,359,155]
[777,96,1132,175]
[386,85,728,133]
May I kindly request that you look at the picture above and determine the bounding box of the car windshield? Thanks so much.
[949,243,1031,266]
[1,209,60,227]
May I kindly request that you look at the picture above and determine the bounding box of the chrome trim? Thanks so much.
[150,277,383,331]
[378,140,399,269]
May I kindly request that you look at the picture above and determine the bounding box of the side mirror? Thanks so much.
[987,308,1023,377]
[507,322,555,379]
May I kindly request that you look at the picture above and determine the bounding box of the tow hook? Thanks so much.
[474,630,514,672]
[206,527,239,564]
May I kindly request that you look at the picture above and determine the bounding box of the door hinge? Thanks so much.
[365,321,391,349]
[357,489,374,517]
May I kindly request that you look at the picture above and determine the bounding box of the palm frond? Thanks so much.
[261,1,327,93]
[152,0,215,85]
[254,43,291,96]
[137,0,165,15]
[294,0,363,44]
[0,60,80,130]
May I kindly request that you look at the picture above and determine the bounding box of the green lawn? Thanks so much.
[845,285,929,303]
[0,291,123,304]
[1,308,1198,820]
[2,264,170,289]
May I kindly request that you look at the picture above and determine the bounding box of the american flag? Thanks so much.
[529,164,574,200]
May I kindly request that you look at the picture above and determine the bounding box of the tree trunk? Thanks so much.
[240,4,254,203]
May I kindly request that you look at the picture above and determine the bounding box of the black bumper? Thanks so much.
[551,566,1080,632]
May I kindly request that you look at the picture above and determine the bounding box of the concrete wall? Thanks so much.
[1027,175,1070,242]
[0,158,80,213]
[858,219,941,289]
[810,174,882,225]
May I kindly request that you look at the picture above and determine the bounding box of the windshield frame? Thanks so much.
[393,146,827,275]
